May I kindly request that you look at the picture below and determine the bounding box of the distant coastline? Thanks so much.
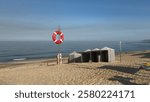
[141,39,150,43]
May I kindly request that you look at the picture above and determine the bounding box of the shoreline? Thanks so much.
[0,50,149,64]
[0,50,149,85]
[0,56,68,64]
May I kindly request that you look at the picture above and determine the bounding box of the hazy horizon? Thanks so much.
[0,39,148,42]
[0,0,150,41]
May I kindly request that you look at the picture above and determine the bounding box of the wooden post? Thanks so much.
[57,44,60,64]
[119,41,122,62]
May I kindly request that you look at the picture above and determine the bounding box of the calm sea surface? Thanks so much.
[0,41,149,62]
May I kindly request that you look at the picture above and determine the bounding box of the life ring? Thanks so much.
[52,31,64,44]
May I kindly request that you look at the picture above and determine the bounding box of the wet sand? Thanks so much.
[0,50,150,85]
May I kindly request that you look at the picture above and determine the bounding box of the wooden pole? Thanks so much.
[119,41,122,62]
[57,44,60,64]
[57,25,63,64]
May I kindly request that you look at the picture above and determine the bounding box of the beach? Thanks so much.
[0,50,149,85]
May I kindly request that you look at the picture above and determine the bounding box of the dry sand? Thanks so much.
[0,50,150,85]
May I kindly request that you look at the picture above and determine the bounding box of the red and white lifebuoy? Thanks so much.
[52,31,64,44]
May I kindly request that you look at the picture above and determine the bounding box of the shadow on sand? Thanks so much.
[131,52,150,58]
[97,65,149,84]
[97,65,139,74]
[108,76,140,85]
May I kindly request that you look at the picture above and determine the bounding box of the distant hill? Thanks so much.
[141,39,150,43]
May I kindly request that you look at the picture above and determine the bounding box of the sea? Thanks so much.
[0,41,149,62]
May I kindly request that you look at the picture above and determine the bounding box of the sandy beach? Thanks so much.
[0,50,149,85]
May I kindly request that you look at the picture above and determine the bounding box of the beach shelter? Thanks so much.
[82,49,91,62]
[91,48,101,62]
[68,51,82,63]
[101,47,115,62]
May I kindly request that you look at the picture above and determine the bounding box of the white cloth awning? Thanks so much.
[92,48,100,51]
[84,49,91,52]
[101,47,112,50]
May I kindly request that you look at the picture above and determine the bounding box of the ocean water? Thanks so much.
[0,41,149,62]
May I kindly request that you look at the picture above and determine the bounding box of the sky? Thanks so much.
[0,0,150,41]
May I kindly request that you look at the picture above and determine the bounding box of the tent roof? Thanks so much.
[69,51,80,55]
[84,49,91,52]
[101,47,114,50]
[92,48,100,51]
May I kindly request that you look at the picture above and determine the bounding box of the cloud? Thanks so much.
[0,19,51,41]
[62,21,150,41]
